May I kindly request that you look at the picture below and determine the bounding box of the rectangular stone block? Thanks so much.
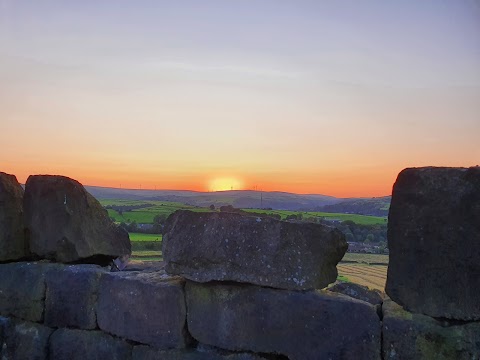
[0,262,59,322]
[45,264,104,329]
[186,281,381,360]
[133,345,267,360]
[1,317,54,360]
[49,328,132,360]
[382,299,480,360]
[386,167,480,320]
[97,271,188,349]
[163,210,347,290]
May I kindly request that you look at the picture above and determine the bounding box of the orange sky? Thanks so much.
[1,2,479,198]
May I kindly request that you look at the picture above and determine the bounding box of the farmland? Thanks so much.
[338,253,388,290]
[101,199,386,225]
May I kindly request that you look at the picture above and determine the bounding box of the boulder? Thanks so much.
[163,211,347,290]
[133,344,270,360]
[328,282,384,305]
[186,281,381,360]
[1,317,54,360]
[97,270,188,349]
[24,175,131,263]
[382,299,480,360]
[386,167,480,320]
[0,262,59,322]
[49,328,132,360]
[0,172,26,261]
[45,264,104,329]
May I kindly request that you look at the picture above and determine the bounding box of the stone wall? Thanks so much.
[1,167,479,359]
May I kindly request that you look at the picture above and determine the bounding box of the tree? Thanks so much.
[209,204,215,210]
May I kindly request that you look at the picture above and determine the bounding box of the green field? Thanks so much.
[102,199,386,225]
[242,209,386,225]
[341,253,389,265]
[129,232,163,242]
[101,199,211,223]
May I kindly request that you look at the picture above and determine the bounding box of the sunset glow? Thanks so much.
[1,1,479,197]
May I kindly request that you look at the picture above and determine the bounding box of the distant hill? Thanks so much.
[85,186,342,211]
[313,196,391,216]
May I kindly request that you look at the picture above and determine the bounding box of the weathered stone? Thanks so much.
[45,264,104,329]
[0,316,7,346]
[382,299,480,360]
[1,317,53,360]
[97,270,188,349]
[49,328,132,360]
[386,167,480,320]
[186,281,381,360]
[163,211,347,290]
[0,172,26,262]
[0,262,59,322]
[328,282,384,305]
[24,175,131,263]
[133,344,269,360]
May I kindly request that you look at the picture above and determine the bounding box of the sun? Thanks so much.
[209,177,244,192]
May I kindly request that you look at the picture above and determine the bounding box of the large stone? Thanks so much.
[97,270,188,349]
[186,281,381,360]
[382,299,480,360]
[24,175,131,263]
[45,264,104,329]
[163,210,347,290]
[133,344,270,360]
[1,317,54,360]
[328,282,384,305]
[49,328,132,360]
[0,262,59,322]
[0,172,26,262]
[386,167,480,320]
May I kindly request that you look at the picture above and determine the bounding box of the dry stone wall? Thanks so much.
[0,167,479,359]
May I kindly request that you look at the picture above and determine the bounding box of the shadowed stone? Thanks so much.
[328,282,384,305]
[24,175,131,263]
[45,264,104,329]
[133,344,270,360]
[1,317,53,360]
[0,262,59,322]
[49,328,132,360]
[0,172,26,261]
[97,270,188,349]
[386,167,480,320]
[382,299,480,360]
[163,210,347,290]
[186,281,381,360]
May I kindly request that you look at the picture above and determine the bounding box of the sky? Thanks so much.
[0,1,479,197]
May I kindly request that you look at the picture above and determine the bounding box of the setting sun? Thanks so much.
[208,177,244,192]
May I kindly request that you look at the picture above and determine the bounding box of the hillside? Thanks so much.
[86,186,341,211]
[314,196,391,216]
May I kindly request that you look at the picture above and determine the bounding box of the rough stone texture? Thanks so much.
[49,328,132,360]
[0,172,26,262]
[382,299,480,360]
[328,282,384,305]
[45,264,104,329]
[186,281,381,360]
[24,175,131,263]
[0,262,59,322]
[1,317,54,360]
[0,316,7,346]
[386,166,480,320]
[133,344,270,360]
[97,270,188,349]
[163,210,347,290]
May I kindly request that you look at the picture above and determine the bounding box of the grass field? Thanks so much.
[102,199,212,223]
[129,232,163,242]
[102,199,386,225]
[242,209,386,225]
